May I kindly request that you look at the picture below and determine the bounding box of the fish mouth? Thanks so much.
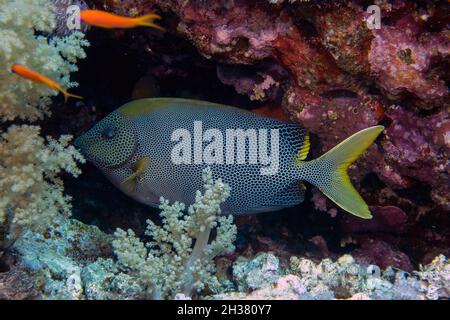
[73,135,82,149]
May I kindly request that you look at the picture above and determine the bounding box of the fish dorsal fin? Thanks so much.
[294,131,310,163]
[119,99,171,117]
[119,97,247,118]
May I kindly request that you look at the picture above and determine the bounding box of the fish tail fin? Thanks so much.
[135,14,165,31]
[297,126,384,219]
[59,88,83,102]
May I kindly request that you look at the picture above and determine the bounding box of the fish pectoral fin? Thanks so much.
[121,156,150,192]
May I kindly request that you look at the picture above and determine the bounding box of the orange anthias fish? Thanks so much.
[80,10,165,31]
[11,64,83,102]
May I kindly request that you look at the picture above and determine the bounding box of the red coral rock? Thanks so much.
[353,238,413,272]
[173,0,291,64]
[381,106,449,210]
[217,61,288,102]
[341,205,408,234]
[312,3,373,76]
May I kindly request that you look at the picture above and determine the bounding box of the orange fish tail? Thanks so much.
[135,14,165,31]
[60,88,83,102]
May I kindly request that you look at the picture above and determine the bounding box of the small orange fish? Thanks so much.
[11,64,82,102]
[80,10,165,31]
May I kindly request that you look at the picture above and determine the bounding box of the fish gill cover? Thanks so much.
[0,0,449,300]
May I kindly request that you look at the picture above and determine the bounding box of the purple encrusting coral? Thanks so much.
[369,17,449,103]
[381,107,449,209]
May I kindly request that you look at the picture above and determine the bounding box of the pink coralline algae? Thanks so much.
[369,20,449,104]
[217,62,288,102]
[161,0,292,65]
[381,106,449,210]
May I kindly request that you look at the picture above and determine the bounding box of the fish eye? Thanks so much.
[101,125,117,140]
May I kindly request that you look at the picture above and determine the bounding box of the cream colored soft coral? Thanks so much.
[0,0,89,121]
[112,167,237,299]
[0,125,85,236]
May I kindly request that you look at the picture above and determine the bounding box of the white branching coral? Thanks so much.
[0,0,89,121]
[0,0,88,244]
[112,167,237,299]
[0,125,85,238]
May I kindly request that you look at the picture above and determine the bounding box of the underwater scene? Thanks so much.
[0,0,449,301]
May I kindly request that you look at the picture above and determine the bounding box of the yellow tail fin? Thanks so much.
[301,126,384,219]
[135,14,165,31]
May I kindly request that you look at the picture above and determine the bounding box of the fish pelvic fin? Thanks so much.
[135,14,165,31]
[299,126,384,219]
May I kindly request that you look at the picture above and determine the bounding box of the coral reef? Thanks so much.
[1,168,237,300]
[112,167,237,299]
[95,0,449,267]
[369,18,449,103]
[4,212,449,300]
[0,0,448,301]
[233,252,280,291]
[213,253,450,300]
[0,125,85,245]
[0,0,89,121]
[0,0,87,252]
[12,216,112,299]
